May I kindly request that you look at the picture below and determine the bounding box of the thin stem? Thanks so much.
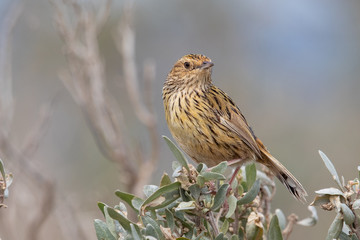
[207,211,219,237]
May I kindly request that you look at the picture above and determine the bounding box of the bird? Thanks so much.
[162,54,307,202]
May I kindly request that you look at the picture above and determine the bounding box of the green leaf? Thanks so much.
[310,195,331,207]
[230,235,239,240]
[275,209,286,230]
[230,177,238,192]
[175,201,196,211]
[145,224,159,239]
[98,202,107,216]
[196,163,207,173]
[315,187,345,197]
[268,215,283,240]
[115,190,143,212]
[246,213,263,240]
[147,189,180,211]
[132,198,144,211]
[200,172,226,181]
[94,219,117,240]
[163,136,190,172]
[0,159,6,183]
[142,216,164,240]
[340,203,355,225]
[197,175,205,187]
[339,231,352,240]
[352,199,360,209]
[326,212,344,240]
[104,206,117,238]
[141,182,181,212]
[211,184,229,211]
[165,209,175,231]
[215,233,225,240]
[245,163,256,189]
[225,195,237,218]
[319,150,344,191]
[220,219,230,234]
[160,173,172,187]
[130,223,142,240]
[144,185,159,197]
[238,179,260,205]
[188,184,201,200]
[211,162,228,175]
[297,206,318,227]
[106,207,138,232]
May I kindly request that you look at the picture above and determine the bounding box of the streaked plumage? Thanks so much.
[162,54,307,202]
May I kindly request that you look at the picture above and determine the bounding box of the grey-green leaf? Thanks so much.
[0,159,6,185]
[315,187,345,197]
[175,201,196,211]
[142,216,164,240]
[106,207,138,232]
[98,202,107,216]
[268,215,283,240]
[104,206,117,238]
[326,212,344,240]
[238,179,260,205]
[211,184,229,211]
[225,195,237,218]
[200,172,226,181]
[115,190,143,212]
[297,206,318,227]
[130,223,142,240]
[145,224,159,239]
[275,209,287,230]
[94,219,117,240]
[144,185,159,197]
[220,219,230,234]
[215,233,225,240]
[230,234,239,240]
[341,203,355,225]
[319,150,344,191]
[141,182,181,212]
[160,173,172,187]
[245,163,256,189]
[211,161,228,175]
[163,136,189,172]
[165,208,175,231]
[352,199,360,209]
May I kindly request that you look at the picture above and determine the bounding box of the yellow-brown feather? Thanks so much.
[163,54,307,202]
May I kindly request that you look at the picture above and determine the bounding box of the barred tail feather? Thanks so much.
[256,141,307,203]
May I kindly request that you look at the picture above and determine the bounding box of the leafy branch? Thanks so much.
[94,136,315,240]
[311,151,360,240]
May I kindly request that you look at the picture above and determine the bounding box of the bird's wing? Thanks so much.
[217,110,262,158]
[207,85,262,158]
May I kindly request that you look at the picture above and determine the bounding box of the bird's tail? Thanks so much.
[256,139,307,203]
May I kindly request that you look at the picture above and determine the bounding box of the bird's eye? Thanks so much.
[184,62,191,69]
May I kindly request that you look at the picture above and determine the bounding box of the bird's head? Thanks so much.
[166,54,214,89]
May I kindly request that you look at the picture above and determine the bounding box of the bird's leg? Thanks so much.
[229,166,240,186]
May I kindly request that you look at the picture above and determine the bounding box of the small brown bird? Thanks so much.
[162,54,307,202]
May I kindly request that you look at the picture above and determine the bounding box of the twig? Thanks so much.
[207,211,220,237]
[53,0,159,198]
[282,213,298,240]
[114,2,159,197]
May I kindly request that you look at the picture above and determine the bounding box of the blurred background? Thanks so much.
[0,0,360,239]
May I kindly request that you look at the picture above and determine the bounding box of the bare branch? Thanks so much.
[114,3,160,196]
[0,2,22,137]
[115,3,156,127]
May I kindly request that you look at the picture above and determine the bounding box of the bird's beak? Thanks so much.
[200,61,214,69]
